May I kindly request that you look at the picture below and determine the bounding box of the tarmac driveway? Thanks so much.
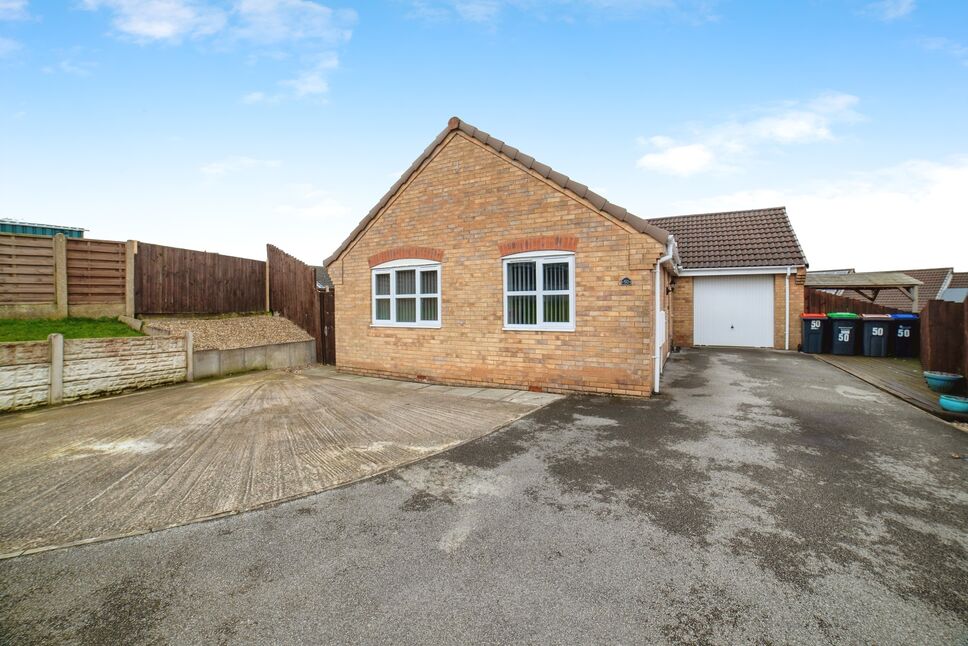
[1,350,967,644]
[0,367,557,556]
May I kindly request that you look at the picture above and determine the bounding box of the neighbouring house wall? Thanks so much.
[330,132,666,396]
[0,341,50,411]
[0,335,190,412]
[671,276,694,348]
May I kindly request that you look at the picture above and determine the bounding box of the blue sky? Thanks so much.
[1,0,966,270]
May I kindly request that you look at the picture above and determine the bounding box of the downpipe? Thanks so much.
[785,266,791,351]
[653,241,675,394]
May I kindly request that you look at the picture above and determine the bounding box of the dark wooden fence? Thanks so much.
[135,242,266,315]
[920,299,967,378]
[804,287,903,315]
[319,289,335,365]
[66,238,126,305]
[267,244,323,361]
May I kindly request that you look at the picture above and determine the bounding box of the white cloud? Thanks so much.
[274,184,349,220]
[670,157,968,271]
[637,143,714,176]
[865,0,915,21]
[919,37,968,68]
[81,0,355,102]
[42,58,97,77]
[409,0,717,24]
[0,0,28,20]
[199,155,282,176]
[234,0,356,44]
[0,35,19,57]
[637,92,862,176]
[80,0,227,41]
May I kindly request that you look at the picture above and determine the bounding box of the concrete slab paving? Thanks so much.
[0,367,560,556]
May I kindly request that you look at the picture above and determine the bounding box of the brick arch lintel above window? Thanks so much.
[498,235,579,257]
[368,246,445,268]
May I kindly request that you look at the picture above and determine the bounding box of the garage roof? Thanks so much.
[324,117,673,268]
[646,207,807,269]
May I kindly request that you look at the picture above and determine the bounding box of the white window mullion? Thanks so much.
[389,268,397,324]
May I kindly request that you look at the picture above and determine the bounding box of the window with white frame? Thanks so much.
[503,252,575,331]
[372,260,441,327]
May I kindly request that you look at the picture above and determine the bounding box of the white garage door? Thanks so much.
[693,275,774,347]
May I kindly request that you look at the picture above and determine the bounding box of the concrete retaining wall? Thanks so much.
[193,340,315,380]
[0,341,51,411]
[0,334,190,412]
[63,336,187,401]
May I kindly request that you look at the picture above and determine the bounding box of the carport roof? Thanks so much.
[646,207,807,269]
[804,272,923,289]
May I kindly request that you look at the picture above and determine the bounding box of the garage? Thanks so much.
[648,207,808,350]
[693,275,775,347]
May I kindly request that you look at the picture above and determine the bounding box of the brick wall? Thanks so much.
[330,132,667,396]
[671,276,694,348]
[0,341,50,411]
[772,269,805,350]
[63,336,187,401]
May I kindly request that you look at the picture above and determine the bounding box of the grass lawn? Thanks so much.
[0,317,143,343]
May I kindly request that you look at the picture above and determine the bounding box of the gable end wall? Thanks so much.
[333,133,666,395]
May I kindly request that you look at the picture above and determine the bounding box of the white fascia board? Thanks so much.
[679,265,802,277]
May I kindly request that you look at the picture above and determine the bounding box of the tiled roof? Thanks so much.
[646,207,807,269]
[866,268,953,312]
[314,265,333,289]
[950,272,968,289]
[323,117,671,268]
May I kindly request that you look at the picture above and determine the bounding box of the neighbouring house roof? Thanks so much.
[323,117,672,268]
[646,207,807,270]
[950,272,968,289]
[314,266,333,290]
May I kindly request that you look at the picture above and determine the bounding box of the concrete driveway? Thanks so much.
[0,367,557,556]
[1,350,966,644]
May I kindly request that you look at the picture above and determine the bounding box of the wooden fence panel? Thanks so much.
[135,243,266,315]
[267,244,322,361]
[919,299,966,375]
[0,234,55,304]
[66,238,126,305]
[804,288,904,315]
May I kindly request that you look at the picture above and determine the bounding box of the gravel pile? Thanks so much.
[147,316,313,351]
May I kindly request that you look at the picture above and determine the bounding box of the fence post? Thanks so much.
[125,240,137,317]
[265,260,271,313]
[53,234,68,318]
[48,333,64,405]
[185,330,194,383]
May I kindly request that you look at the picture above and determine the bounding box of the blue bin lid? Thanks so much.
[890,313,919,319]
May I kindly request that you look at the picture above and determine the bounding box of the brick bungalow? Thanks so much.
[648,208,808,350]
[323,117,681,396]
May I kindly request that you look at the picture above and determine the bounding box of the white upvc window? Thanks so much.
[503,251,575,332]
[372,259,441,328]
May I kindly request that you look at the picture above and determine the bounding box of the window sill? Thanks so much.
[503,325,576,333]
[371,322,442,329]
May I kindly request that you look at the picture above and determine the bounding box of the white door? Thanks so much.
[693,275,774,347]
